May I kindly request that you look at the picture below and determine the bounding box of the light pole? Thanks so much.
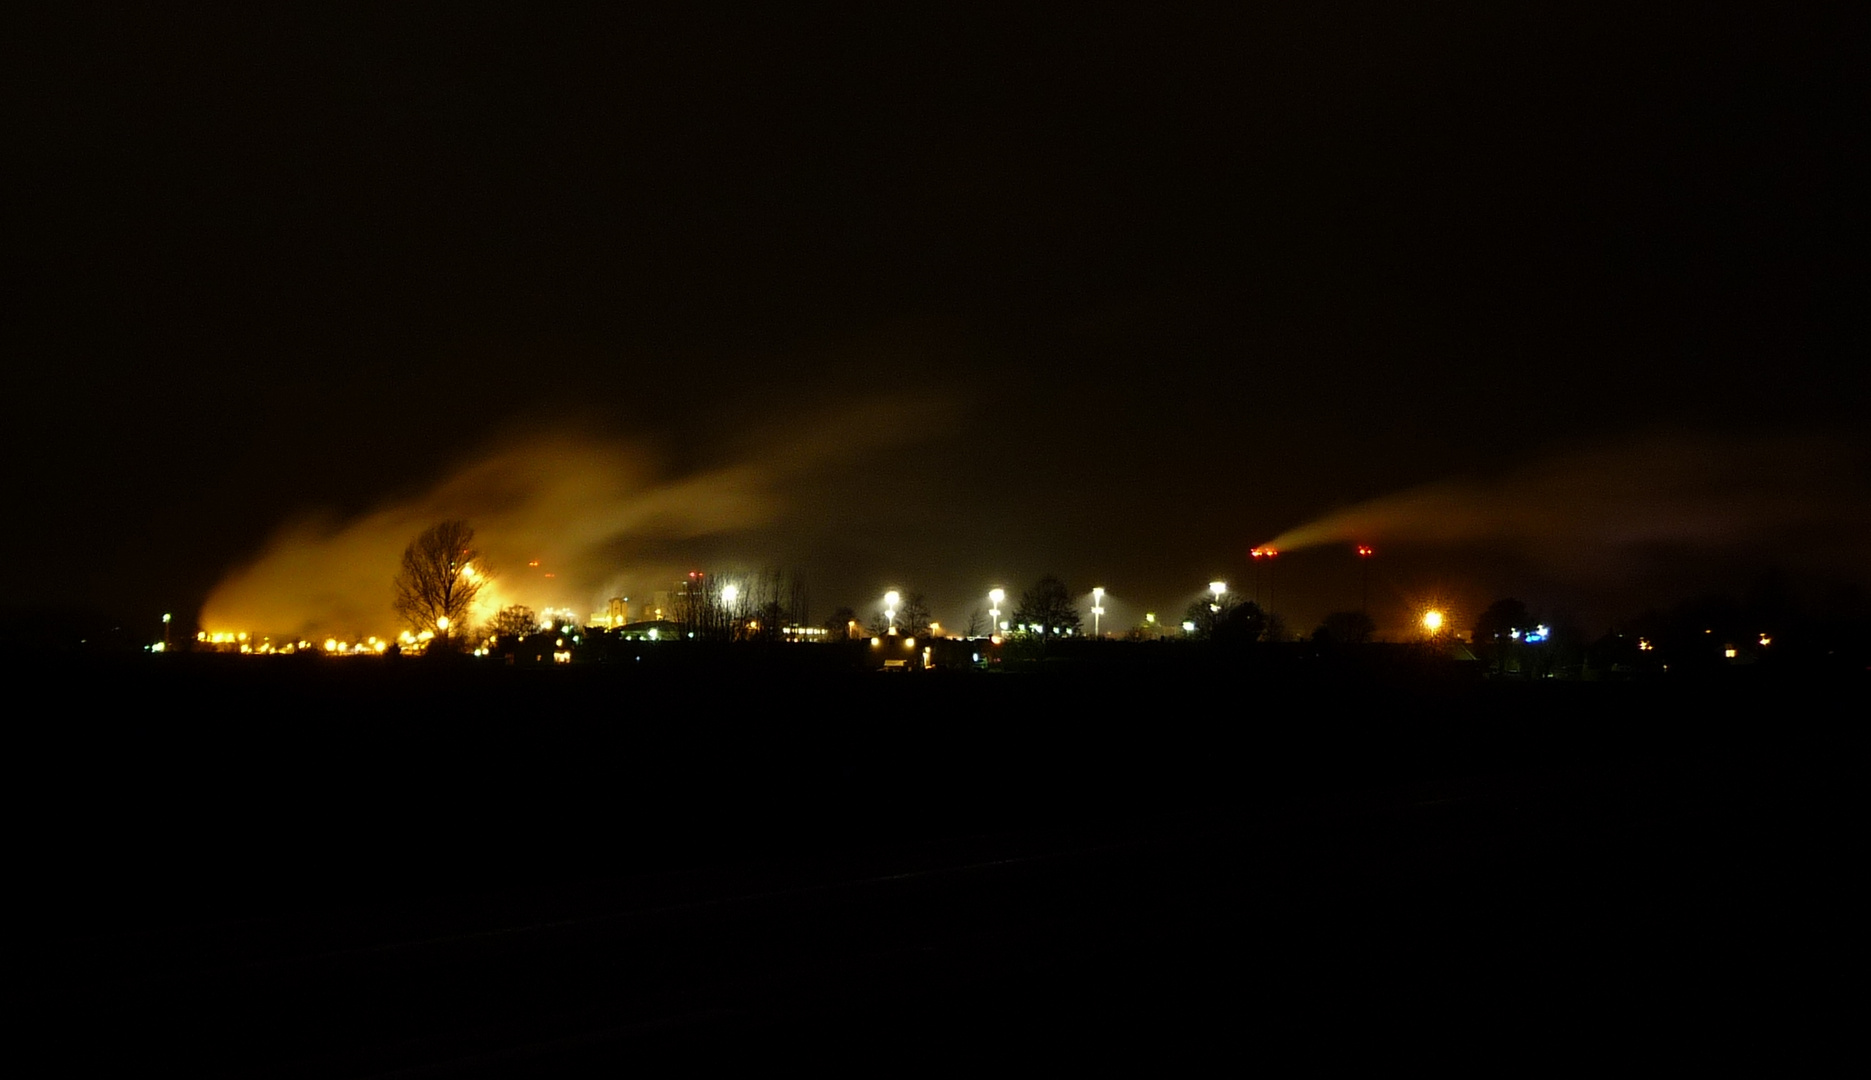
[885,590,900,634]
[1091,587,1105,639]
[1356,545,1374,616]
[988,587,1004,638]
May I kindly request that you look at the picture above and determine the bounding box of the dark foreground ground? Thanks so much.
[4,652,1857,1073]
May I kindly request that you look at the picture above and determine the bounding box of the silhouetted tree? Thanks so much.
[1473,598,1534,674]
[739,567,809,641]
[1313,610,1376,645]
[896,592,933,638]
[673,572,729,640]
[824,606,859,639]
[1183,594,1266,643]
[393,521,489,645]
[751,600,788,642]
[492,604,537,640]
[1013,575,1082,637]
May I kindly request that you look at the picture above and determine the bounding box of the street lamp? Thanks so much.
[1091,587,1105,638]
[988,587,1004,638]
[1422,608,1444,636]
[721,583,740,637]
[1209,580,1226,613]
[885,590,900,633]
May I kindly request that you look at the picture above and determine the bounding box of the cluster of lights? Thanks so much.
[199,629,399,655]
[191,542,1672,659]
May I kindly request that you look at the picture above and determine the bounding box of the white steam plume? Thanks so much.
[200,398,940,639]
[1257,431,1870,585]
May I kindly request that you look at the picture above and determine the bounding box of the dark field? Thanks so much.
[5,653,1855,1073]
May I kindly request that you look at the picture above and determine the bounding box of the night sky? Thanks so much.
[7,5,1864,640]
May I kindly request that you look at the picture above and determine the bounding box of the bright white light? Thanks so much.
[721,584,739,606]
[989,588,1005,605]
[1210,581,1226,599]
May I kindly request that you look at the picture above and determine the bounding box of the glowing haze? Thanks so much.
[1257,431,1870,587]
[201,398,940,640]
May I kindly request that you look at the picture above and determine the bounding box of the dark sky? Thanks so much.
[6,5,1864,638]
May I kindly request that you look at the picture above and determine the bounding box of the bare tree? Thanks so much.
[680,568,811,642]
[744,567,809,642]
[824,606,859,639]
[492,604,537,640]
[1013,575,1081,638]
[393,521,490,645]
[673,572,728,641]
[896,591,933,638]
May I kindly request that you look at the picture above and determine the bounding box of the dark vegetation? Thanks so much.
[5,650,1855,1071]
